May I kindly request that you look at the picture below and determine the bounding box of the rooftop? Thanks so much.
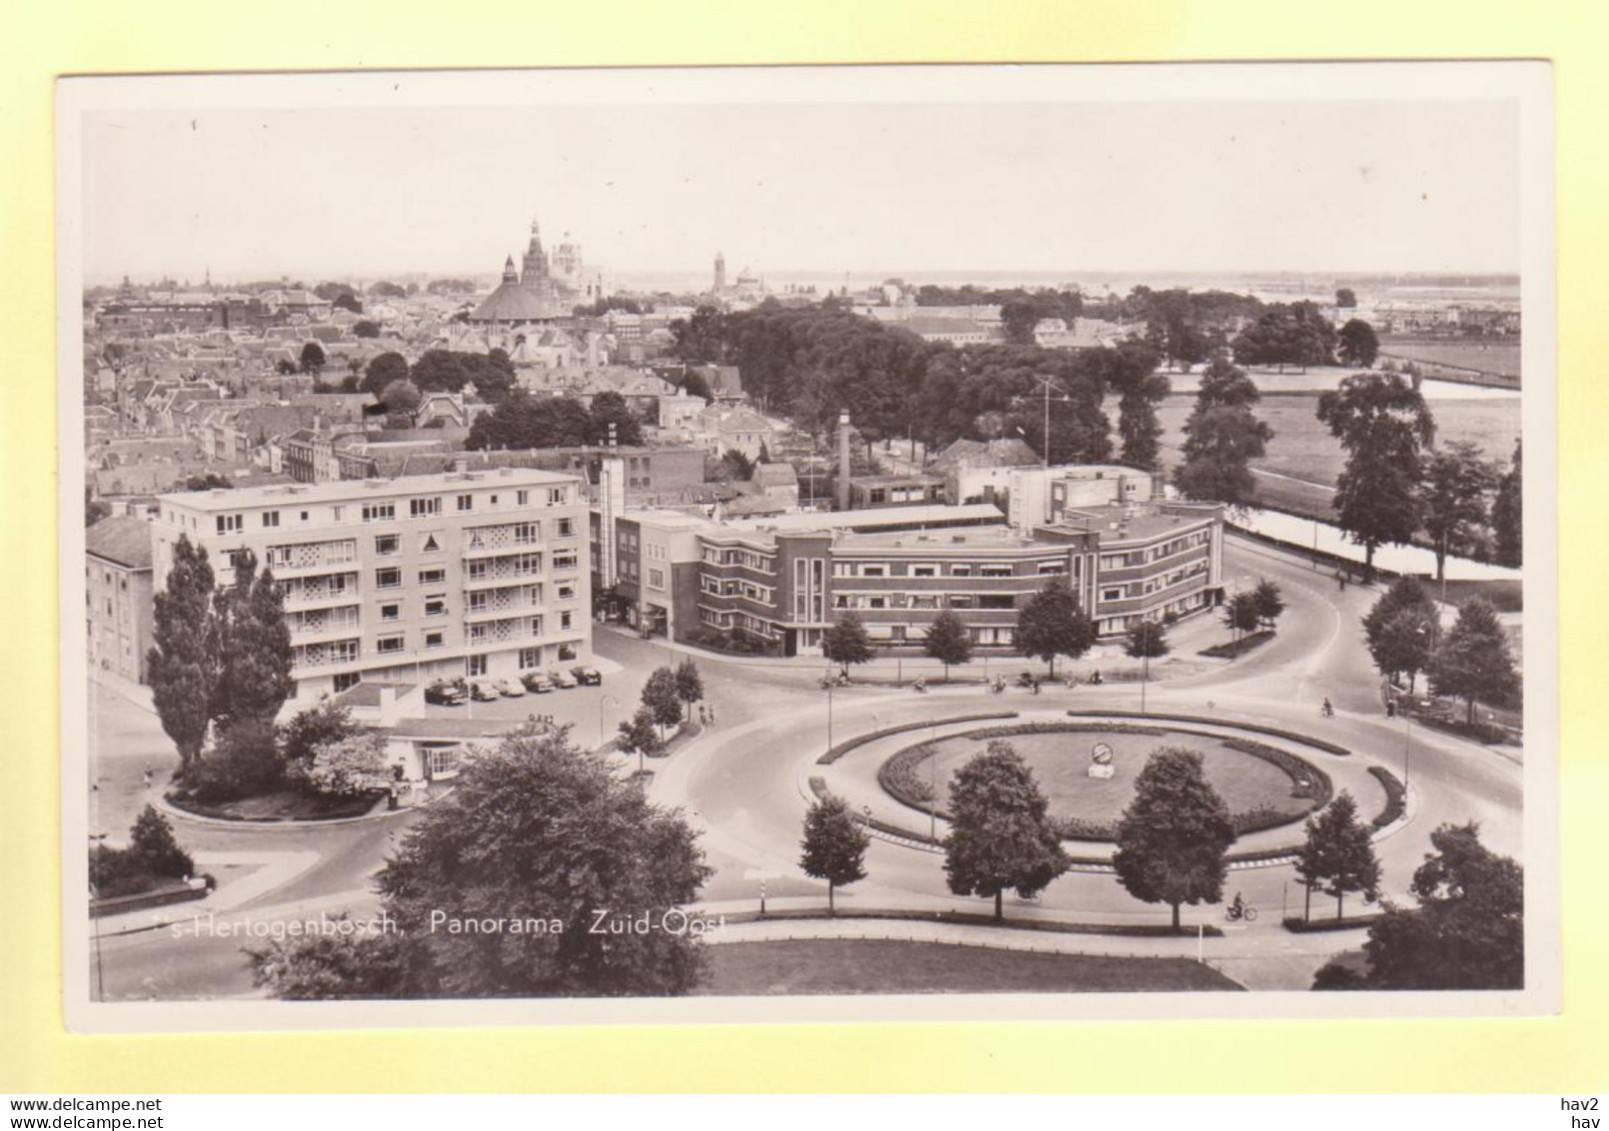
[86,514,156,570]
[331,682,418,708]
[725,502,1005,535]
[155,465,584,512]
[1052,502,1223,544]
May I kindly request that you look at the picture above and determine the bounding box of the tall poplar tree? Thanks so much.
[1492,439,1523,568]
[146,535,219,777]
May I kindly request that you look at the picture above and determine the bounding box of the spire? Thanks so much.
[502,255,518,283]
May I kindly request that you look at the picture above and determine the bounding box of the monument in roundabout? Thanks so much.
[1088,741,1116,780]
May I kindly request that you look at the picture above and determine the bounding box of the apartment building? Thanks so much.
[86,515,156,683]
[150,466,592,701]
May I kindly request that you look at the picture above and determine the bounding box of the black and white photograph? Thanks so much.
[55,62,1557,1030]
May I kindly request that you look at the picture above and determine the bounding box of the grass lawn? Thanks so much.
[923,729,1307,827]
[696,939,1243,994]
[1143,392,1522,526]
[1378,339,1522,380]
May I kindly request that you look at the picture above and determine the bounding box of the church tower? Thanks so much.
[501,255,518,284]
[714,251,726,293]
[521,219,550,288]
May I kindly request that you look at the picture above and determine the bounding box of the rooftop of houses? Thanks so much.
[156,465,585,512]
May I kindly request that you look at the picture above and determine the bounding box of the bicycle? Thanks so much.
[1225,901,1258,923]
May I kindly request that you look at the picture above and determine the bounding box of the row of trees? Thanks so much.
[465,389,644,451]
[360,348,518,405]
[1318,373,1523,581]
[1364,580,1520,725]
[616,660,706,771]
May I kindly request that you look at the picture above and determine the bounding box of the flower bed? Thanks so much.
[1368,766,1407,829]
[1198,631,1276,660]
[1065,710,1353,757]
[164,788,386,823]
[1282,912,1388,934]
[815,712,1018,765]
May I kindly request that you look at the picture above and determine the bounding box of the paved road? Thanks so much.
[87,536,1523,998]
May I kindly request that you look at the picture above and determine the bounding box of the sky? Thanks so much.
[79,96,1522,285]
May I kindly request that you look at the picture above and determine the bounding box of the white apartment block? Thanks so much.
[151,467,592,702]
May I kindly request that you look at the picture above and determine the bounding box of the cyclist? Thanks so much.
[1321,697,1334,718]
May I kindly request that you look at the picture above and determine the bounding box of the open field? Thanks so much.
[1147,392,1522,525]
[1378,338,1522,381]
[697,939,1244,994]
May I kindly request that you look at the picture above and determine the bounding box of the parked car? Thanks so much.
[496,677,526,698]
[570,665,602,686]
[469,679,500,702]
[425,680,467,706]
[521,671,554,693]
[547,668,579,689]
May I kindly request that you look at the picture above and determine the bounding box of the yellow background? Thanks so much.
[4,0,1605,1093]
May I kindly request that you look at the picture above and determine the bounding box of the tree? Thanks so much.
[331,292,363,314]
[617,707,665,774]
[362,351,410,399]
[1013,575,1096,678]
[379,378,422,417]
[1492,439,1522,568]
[1173,354,1272,509]
[1429,598,1519,725]
[146,535,218,777]
[1222,591,1261,642]
[720,448,755,481]
[128,804,195,880]
[1336,318,1380,368]
[1316,822,1522,991]
[587,390,644,447]
[212,549,294,730]
[1293,791,1380,922]
[1421,440,1499,583]
[942,741,1070,923]
[302,732,392,799]
[1316,373,1436,583]
[640,667,684,739]
[923,609,973,680]
[1112,747,1236,931]
[299,341,326,375]
[185,717,283,804]
[281,700,357,772]
[251,723,712,998]
[1363,578,1437,694]
[1335,288,1358,309]
[673,659,704,717]
[1252,579,1285,631]
[799,794,869,913]
[352,319,381,338]
[822,612,875,678]
[85,487,110,526]
[183,472,234,491]
[1124,619,1170,711]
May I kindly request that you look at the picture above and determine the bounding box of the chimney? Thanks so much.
[454,457,468,475]
[836,410,852,512]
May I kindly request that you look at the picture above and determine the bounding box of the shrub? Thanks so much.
[1368,766,1407,829]
[89,844,159,898]
[1284,912,1388,934]
[816,712,1018,765]
[176,718,284,804]
[1065,710,1352,757]
[127,805,194,880]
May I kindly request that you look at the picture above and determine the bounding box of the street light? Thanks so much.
[928,717,938,841]
[598,693,620,751]
[825,681,835,753]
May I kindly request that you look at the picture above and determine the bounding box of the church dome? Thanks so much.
[469,278,567,324]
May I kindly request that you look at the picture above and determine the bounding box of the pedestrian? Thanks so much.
[1031,678,1041,696]
[707,705,716,726]
[142,765,153,790]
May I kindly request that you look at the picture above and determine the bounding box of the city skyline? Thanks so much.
[80,97,1521,284]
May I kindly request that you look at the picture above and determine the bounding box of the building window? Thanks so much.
[420,533,442,553]
[362,502,395,523]
[547,488,566,505]
[333,672,361,693]
[950,564,972,577]
[519,647,542,668]
[980,565,1013,578]
[380,603,400,621]
[516,490,529,505]
[262,511,280,528]
[374,534,400,555]
[332,506,343,522]
[457,494,473,512]
[426,746,458,777]
[300,510,310,522]
[419,568,446,585]
[467,654,487,677]
[423,597,447,617]
[557,583,577,600]
[376,635,404,655]
[553,553,578,572]
[215,514,242,535]
[560,611,573,630]
[979,595,1016,610]
[648,568,665,589]
[423,631,444,649]
[911,564,937,578]
[1102,587,1124,602]
[948,595,975,609]
[376,568,401,589]
[410,497,442,519]
[557,518,575,537]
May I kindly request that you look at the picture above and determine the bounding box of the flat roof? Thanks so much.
[837,526,1052,552]
[156,466,584,512]
[1054,503,1222,544]
[724,502,1004,535]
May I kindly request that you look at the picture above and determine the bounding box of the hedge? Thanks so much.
[1368,766,1407,829]
[815,712,1018,765]
[721,907,1224,938]
[1198,631,1275,660]
[876,722,1330,842]
[1065,710,1352,756]
[1282,912,1388,934]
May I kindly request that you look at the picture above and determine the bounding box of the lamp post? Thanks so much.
[598,693,619,751]
[826,680,835,753]
[928,717,938,841]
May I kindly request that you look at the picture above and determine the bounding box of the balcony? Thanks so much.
[266,539,359,578]
[290,609,362,644]
[462,524,544,558]
[280,576,361,611]
[290,638,363,672]
[463,560,544,590]
[465,585,545,623]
